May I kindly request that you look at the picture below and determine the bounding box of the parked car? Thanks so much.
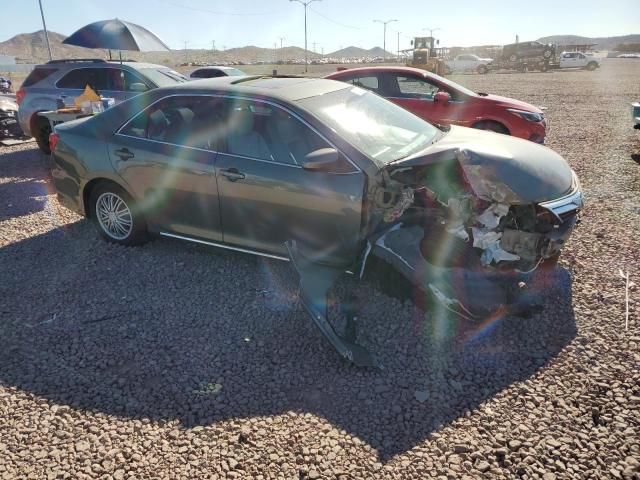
[17,58,188,153]
[558,51,600,70]
[49,76,583,365]
[445,54,493,74]
[189,66,246,79]
[0,95,23,138]
[0,76,12,94]
[325,66,547,143]
[501,41,556,63]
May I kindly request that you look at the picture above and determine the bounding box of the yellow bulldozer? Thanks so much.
[407,36,447,75]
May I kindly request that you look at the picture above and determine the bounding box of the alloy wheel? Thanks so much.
[95,192,133,240]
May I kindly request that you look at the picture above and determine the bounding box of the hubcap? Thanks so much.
[96,192,133,240]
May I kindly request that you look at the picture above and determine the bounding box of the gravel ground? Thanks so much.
[1,58,639,480]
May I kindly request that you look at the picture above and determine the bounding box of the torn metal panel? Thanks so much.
[285,240,378,368]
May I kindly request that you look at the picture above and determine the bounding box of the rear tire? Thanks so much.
[89,183,149,246]
[477,64,488,74]
[540,63,549,72]
[34,117,51,154]
[586,61,597,71]
[472,121,509,135]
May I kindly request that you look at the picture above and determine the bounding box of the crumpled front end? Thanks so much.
[287,131,584,366]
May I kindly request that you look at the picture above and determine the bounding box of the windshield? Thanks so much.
[139,68,188,87]
[224,68,245,76]
[298,86,440,165]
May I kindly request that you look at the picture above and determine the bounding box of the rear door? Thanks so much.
[213,97,365,262]
[108,94,223,240]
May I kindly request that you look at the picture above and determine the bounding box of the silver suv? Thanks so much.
[17,58,187,152]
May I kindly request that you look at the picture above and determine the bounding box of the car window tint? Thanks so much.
[220,99,332,166]
[105,69,148,92]
[57,68,108,91]
[22,67,58,87]
[345,75,379,93]
[395,75,439,100]
[120,96,224,150]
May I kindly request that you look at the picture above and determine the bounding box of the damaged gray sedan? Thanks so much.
[50,76,583,367]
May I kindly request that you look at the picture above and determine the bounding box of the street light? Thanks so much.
[373,19,398,62]
[290,0,321,73]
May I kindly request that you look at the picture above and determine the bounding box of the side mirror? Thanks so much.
[434,91,451,103]
[129,82,148,92]
[302,148,346,172]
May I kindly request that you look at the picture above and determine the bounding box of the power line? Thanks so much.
[308,6,364,29]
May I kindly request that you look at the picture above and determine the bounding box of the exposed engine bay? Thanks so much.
[288,145,584,367]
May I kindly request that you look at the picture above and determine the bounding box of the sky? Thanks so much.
[2,0,639,53]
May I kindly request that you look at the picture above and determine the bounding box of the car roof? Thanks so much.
[35,60,171,70]
[193,65,239,70]
[163,76,350,102]
[326,65,439,79]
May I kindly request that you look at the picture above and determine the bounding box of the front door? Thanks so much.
[109,95,223,240]
[381,72,463,125]
[214,98,366,263]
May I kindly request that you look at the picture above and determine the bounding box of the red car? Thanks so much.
[325,66,547,143]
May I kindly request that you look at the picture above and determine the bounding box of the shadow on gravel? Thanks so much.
[0,147,51,220]
[631,154,640,165]
[0,222,577,462]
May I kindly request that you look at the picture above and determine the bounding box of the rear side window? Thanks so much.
[57,68,108,91]
[22,67,58,87]
[191,69,222,79]
[120,95,224,150]
[344,75,379,93]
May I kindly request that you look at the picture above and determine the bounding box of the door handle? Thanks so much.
[114,148,134,161]
[220,168,245,182]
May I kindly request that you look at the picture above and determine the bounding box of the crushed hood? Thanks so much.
[387,125,573,204]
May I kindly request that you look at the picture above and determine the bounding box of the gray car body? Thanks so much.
[51,76,584,365]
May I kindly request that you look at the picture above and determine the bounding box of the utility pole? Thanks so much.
[312,42,317,53]
[183,40,189,64]
[397,31,400,61]
[289,0,321,73]
[211,40,215,52]
[38,0,52,61]
[373,19,397,61]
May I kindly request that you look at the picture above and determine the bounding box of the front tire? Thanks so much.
[89,183,149,246]
[473,120,510,135]
[477,64,488,74]
[586,61,597,71]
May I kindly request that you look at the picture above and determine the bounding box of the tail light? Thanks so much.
[49,132,59,152]
[16,88,25,105]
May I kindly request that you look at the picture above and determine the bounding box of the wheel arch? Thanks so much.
[82,176,133,218]
[471,119,511,135]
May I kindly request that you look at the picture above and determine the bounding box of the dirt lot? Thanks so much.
[1,59,639,480]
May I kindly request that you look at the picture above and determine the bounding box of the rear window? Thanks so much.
[22,67,58,87]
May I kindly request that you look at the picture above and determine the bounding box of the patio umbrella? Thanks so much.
[62,18,170,53]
